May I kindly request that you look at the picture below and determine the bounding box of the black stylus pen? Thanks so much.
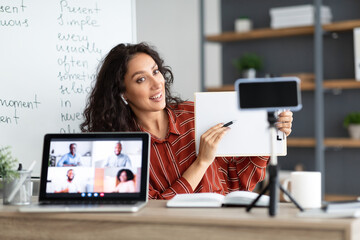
[222,120,236,127]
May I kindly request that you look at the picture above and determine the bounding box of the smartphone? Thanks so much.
[234,77,302,112]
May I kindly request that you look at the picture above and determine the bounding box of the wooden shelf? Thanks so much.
[206,79,360,92]
[287,137,360,148]
[206,19,360,42]
[287,138,316,147]
[301,79,360,91]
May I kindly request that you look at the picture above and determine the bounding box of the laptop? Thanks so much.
[20,132,150,212]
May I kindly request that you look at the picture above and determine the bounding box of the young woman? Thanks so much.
[114,169,136,193]
[81,42,293,199]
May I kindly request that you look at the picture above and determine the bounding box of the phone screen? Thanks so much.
[235,78,302,112]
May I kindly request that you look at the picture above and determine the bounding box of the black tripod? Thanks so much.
[246,112,304,216]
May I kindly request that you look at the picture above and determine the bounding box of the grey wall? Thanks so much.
[221,0,360,195]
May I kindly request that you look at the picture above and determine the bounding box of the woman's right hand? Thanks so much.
[182,123,230,190]
[197,123,230,166]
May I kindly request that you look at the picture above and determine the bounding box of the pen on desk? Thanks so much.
[222,120,236,128]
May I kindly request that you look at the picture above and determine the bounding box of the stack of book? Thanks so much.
[298,200,360,218]
[324,200,360,213]
[269,4,332,29]
[354,28,360,81]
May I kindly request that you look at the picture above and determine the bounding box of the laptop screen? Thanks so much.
[39,133,150,202]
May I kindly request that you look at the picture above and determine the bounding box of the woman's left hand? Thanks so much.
[277,110,293,137]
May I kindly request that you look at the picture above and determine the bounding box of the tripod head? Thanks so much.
[267,112,277,126]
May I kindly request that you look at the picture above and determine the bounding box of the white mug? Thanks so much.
[282,171,321,209]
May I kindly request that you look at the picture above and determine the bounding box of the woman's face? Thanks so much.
[119,171,128,182]
[123,53,166,115]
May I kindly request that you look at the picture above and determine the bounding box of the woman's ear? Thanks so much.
[121,94,128,105]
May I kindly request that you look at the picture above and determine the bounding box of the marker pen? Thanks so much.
[223,120,237,128]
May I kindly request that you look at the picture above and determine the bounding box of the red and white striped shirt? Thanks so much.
[144,102,269,199]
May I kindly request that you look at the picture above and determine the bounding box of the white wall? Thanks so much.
[136,0,221,101]
[204,0,222,89]
[136,0,200,101]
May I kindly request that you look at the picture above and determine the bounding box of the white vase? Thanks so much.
[234,18,252,33]
[348,124,360,139]
[242,68,256,79]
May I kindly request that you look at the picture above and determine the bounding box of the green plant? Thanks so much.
[0,146,19,184]
[233,53,263,73]
[343,112,360,128]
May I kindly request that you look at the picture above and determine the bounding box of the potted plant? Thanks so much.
[343,112,360,139]
[0,146,19,187]
[233,53,263,78]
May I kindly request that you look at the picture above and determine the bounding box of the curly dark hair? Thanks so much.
[117,169,134,182]
[80,42,183,132]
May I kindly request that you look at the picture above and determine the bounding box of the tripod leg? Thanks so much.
[279,184,304,212]
[246,183,269,212]
[268,165,279,216]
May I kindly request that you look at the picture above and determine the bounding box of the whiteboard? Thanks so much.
[195,92,287,156]
[0,0,136,176]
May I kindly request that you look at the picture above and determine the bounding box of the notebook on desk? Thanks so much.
[20,132,150,213]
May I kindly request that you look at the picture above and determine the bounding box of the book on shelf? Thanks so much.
[166,191,269,208]
[354,28,360,81]
[269,4,331,18]
[269,4,332,29]
[271,15,331,29]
